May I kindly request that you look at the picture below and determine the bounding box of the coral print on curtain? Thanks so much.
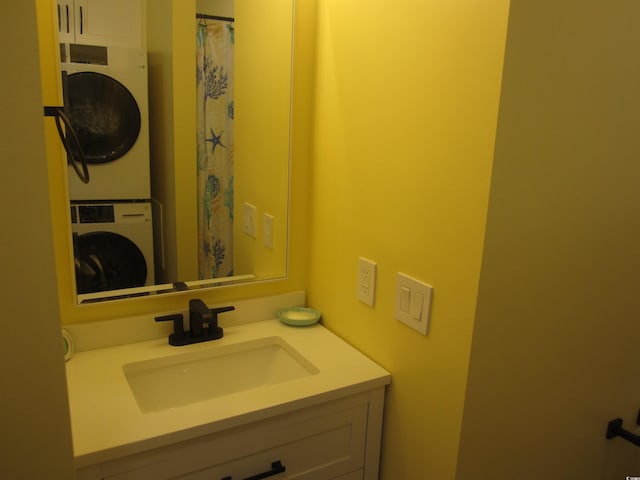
[196,16,235,279]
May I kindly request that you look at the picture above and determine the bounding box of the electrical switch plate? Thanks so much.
[263,213,274,249]
[395,273,433,335]
[358,257,377,307]
[243,203,257,238]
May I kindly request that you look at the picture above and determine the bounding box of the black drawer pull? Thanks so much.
[221,460,286,480]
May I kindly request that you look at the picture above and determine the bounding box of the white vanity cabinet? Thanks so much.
[77,390,384,480]
[56,0,144,49]
[67,313,390,480]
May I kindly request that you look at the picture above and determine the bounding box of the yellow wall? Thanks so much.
[197,0,233,18]
[307,0,510,478]
[456,0,640,477]
[234,0,292,279]
[172,0,201,281]
[147,0,198,283]
[1,2,75,477]
[148,0,183,283]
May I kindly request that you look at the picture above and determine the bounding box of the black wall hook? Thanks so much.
[606,415,640,447]
[43,105,90,183]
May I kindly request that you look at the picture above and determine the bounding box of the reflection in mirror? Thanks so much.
[55,0,294,303]
[195,9,235,281]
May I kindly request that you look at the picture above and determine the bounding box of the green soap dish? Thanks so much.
[277,307,322,327]
[62,329,74,361]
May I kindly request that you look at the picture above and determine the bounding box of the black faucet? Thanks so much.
[155,299,235,346]
[189,298,212,337]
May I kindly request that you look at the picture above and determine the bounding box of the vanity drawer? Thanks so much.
[333,470,363,480]
[99,394,370,480]
[174,412,365,480]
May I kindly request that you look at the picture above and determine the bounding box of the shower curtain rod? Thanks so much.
[196,13,234,22]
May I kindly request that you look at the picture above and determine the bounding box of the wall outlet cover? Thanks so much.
[243,203,257,238]
[358,257,377,307]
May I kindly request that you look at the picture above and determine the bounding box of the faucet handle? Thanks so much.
[155,313,185,345]
[209,306,235,328]
[212,306,235,316]
[205,306,235,337]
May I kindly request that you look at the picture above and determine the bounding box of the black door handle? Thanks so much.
[220,460,286,480]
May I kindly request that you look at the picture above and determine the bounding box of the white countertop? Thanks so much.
[66,318,391,468]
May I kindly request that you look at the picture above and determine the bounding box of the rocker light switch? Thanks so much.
[395,273,433,335]
[400,286,411,313]
[410,291,424,320]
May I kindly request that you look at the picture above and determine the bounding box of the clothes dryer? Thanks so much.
[61,43,150,201]
[71,202,155,296]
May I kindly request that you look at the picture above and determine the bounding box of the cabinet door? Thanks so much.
[73,0,143,49]
[56,0,75,43]
[55,0,146,49]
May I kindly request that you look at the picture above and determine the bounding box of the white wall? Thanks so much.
[0,2,75,478]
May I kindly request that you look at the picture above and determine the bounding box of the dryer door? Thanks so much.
[66,71,141,164]
[74,231,147,294]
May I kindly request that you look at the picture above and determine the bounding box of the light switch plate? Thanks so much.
[395,273,433,335]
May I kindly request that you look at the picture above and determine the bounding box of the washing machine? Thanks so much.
[71,201,155,297]
[61,43,151,201]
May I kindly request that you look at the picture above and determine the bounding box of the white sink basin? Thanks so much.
[123,336,319,413]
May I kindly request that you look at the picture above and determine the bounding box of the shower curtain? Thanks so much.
[196,17,235,279]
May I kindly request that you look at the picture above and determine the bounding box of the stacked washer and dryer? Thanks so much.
[61,43,155,297]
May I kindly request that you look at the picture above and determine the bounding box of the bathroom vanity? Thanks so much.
[66,304,390,480]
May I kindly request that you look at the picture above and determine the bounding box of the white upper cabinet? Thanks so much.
[56,0,144,49]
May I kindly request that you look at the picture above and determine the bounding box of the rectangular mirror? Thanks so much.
[50,0,293,304]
